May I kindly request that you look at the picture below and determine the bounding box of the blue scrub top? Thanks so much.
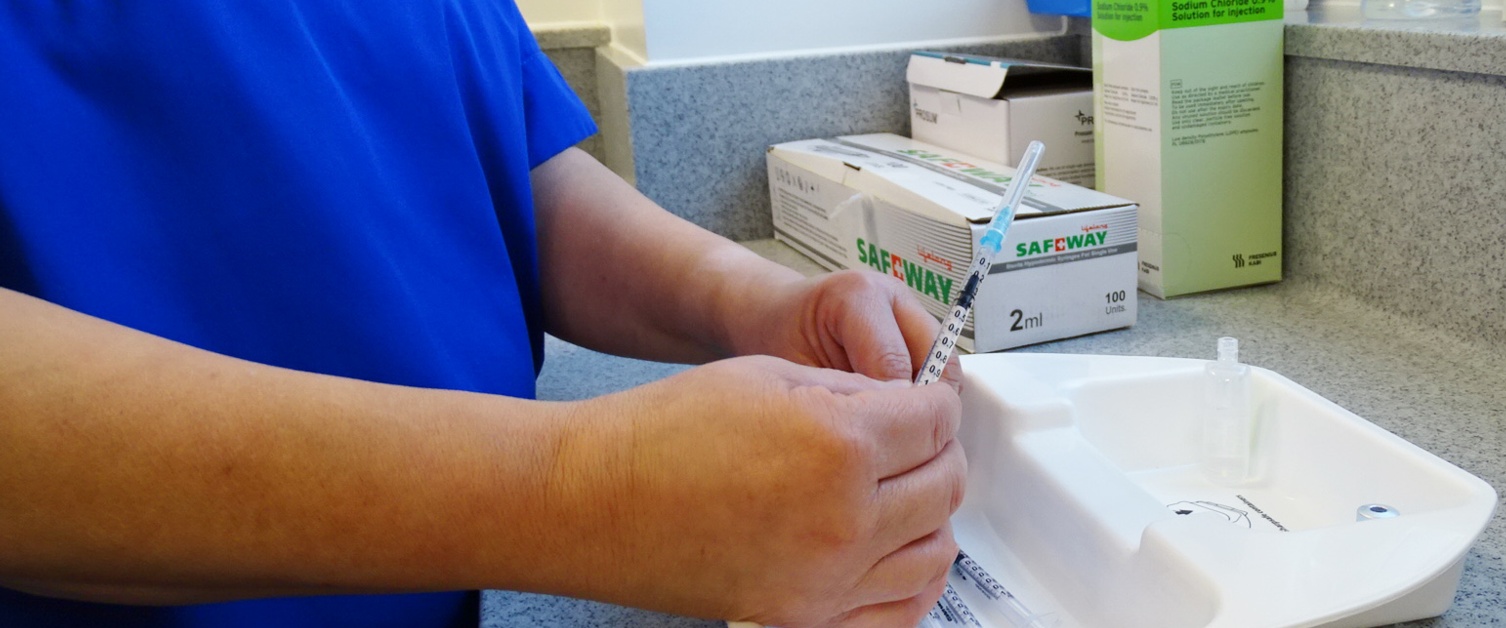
[0,0,596,626]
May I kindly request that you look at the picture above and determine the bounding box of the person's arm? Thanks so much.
[530,147,966,625]
[533,147,949,382]
[0,286,583,604]
[0,285,963,627]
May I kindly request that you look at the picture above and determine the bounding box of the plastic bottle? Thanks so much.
[1203,337,1253,486]
[1362,0,1480,20]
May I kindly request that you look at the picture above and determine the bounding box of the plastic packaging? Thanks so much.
[1362,0,1480,19]
[1203,337,1253,486]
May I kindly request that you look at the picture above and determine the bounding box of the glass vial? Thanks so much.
[1203,337,1252,486]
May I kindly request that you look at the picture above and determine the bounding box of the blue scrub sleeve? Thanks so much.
[520,49,598,169]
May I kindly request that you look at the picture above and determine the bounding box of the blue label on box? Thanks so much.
[1027,0,1091,16]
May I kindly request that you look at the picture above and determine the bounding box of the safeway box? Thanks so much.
[768,133,1137,353]
[908,52,1096,188]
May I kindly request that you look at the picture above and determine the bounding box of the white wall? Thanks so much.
[602,0,649,63]
[639,0,1057,63]
[518,0,1056,65]
[515,0,600,24]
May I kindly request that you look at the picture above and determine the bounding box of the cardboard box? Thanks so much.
[1092,0,1284,297]
[907,52,1096,189]
[767,133,1137,353]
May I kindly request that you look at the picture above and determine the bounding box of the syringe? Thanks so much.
[913,141,1044,386]
[917,141,1047,628]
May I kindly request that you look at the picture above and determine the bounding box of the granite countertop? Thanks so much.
[481,240,1505,627]
[1286,7,1506,76]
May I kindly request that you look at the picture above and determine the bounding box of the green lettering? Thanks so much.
[902,259,924,291]
[959,168,1010,184]
[937,275,955,303]
[856,238,868,264]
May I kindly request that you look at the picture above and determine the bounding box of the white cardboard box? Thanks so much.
[1092,0,1284,297]
[908,52,1096,189]
[768,133,1137,353]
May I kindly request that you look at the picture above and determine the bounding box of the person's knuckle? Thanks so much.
[823,268,861,290]
[930,391,961,451]
[947,445,968,514]
[939,527,960,561]
[904,568,951,626]
[947,397,963,439]
[742,353,788,374]
[838,267,900,294]
[931,403,950,456]
[837,267,879,283]
[928,548,954,593]
[875,348,914,379]
[897,542,951,603]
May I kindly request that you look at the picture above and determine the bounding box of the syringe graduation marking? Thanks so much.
[954,551,1016,601]
[929,582,983,627]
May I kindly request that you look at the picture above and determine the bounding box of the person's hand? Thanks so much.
[729,269,962,387]
[552,355,964,627]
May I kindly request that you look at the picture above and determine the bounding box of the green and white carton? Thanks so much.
[767,133,1138,353]
[1092,0,1283,297]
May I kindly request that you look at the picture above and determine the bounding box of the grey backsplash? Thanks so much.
[612,36,1084,241]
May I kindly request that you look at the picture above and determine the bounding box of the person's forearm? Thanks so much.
[0,287,598,604]
[531,148,803,363]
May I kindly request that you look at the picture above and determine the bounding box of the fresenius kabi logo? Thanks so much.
[1234,251,1278,268]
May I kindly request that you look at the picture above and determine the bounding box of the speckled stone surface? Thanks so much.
[614,36,1084,241]
[532,23,611,52]
[480,240,1506,627]
[1287,8,1506,76]
[482,591,719,628]
[1284,55,1506,348]
[540,45,605,161]
[1068,15,1093,61]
